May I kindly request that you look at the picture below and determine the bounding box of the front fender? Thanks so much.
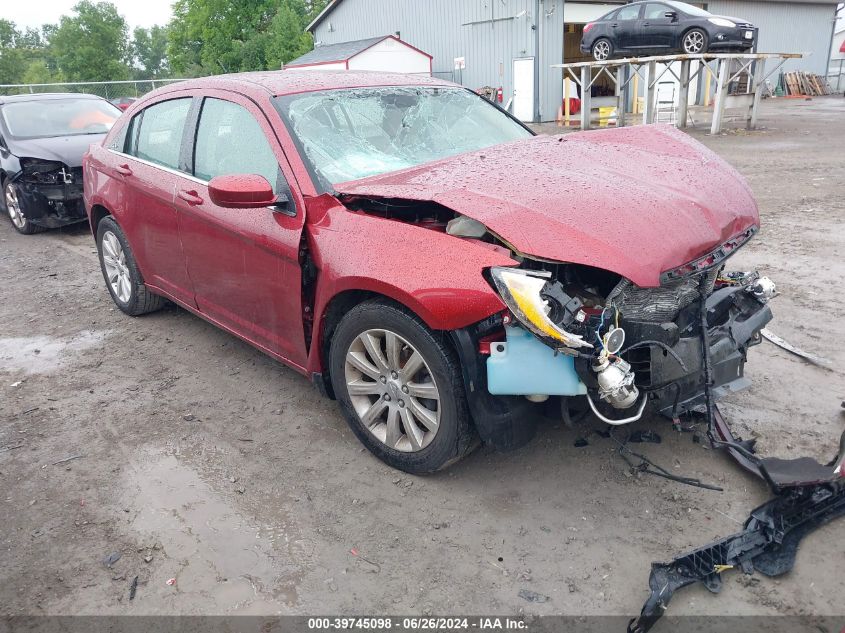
[305,196,516,372]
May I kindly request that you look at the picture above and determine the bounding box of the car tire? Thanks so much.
[96,216,166,316]
[329,300,477,474]
[681,28,709,54]
[592,38,613,62]
[3,180,47,235]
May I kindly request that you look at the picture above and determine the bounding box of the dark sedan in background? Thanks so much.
[0,93,120,234]
[581,0,757,61]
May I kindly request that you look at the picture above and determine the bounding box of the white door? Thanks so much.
[513,58,535,122]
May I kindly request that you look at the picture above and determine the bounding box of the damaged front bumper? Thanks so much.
[630,281,773,419]
[10,164,87,228]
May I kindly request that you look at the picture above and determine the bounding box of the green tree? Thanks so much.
[266,2,313,69]
[18,27,45,49]
[132,25,170,79]
[0,20,18,47]
[51,1,131,81]
[22,60,58,84]
[0,20,27,85]
[0,21,63,88]
[39,24,63,78]
[167,0,203,76]
[167,0,329,76]
[168,0,276,75]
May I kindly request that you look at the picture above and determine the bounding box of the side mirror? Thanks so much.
[208,174,276,209]
[664,10,678,19]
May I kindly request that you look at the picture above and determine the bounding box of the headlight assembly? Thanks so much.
[708,17,736,27]
[490,267,592,350]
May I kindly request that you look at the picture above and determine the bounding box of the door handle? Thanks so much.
[177,189,203,206]
[116,163,132,176]
[643,21,651,26]
[611,23,618,28]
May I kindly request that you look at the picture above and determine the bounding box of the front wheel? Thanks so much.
[329,300,476,474]
[96,216,165,316]
[592,38,613,61]
[681,29,708,54]
[4,181,46,235]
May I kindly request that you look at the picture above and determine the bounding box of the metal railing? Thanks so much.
[0,79,186,99]
[553,52,803,134]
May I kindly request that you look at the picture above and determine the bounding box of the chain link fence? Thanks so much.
[0,79,186,99]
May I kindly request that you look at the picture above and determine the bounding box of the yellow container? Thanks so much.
[598,106,617,127]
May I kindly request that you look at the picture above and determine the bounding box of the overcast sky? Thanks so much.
[6,0,175,32]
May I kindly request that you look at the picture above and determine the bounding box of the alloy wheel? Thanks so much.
[101,230,132,303]
[5,184,26,229]
[683,31,705,54]
[344,328,441,453]
[593,40,610,61]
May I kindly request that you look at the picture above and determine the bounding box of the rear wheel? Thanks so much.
[681,28,708,54]
[96,216,165,316]
[592,38,613,61]
[4,181,46,235]
[329,300,476,474]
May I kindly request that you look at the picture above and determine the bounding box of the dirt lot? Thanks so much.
[1,97,844,622]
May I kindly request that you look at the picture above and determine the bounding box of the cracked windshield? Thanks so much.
[276,87,532,187]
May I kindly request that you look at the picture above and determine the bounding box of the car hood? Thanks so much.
[714,14,753,24]
[333,125,758,288]
[9,134,106,167]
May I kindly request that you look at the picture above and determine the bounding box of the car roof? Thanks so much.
[149,70,458,101]
[0,92,105,105]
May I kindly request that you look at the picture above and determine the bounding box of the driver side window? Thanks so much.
[644,3,671,19]
[616,5,642,20]
[193,98,282,191]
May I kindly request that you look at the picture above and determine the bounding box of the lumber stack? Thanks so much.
[782,71,832,96]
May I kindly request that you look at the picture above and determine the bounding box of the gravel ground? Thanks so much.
[1,96,843,621]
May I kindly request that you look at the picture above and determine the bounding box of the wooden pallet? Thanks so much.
[782,71,832,96]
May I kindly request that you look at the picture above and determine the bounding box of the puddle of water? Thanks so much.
[0,330,108,376]
[129,453,298,612]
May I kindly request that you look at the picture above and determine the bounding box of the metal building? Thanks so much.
[285,35,433,73]
[307,0,840,122]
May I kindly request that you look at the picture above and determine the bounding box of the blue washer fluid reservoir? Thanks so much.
[487,326,588,396]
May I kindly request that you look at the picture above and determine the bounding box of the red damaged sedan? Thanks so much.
[83,71,774,474]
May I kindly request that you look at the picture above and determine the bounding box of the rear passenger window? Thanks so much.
[107,120,128,151]
[193,98,281,190]
[132,98,191,170]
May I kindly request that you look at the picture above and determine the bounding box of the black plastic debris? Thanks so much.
[629,418,845,633]
[574,438,589,448]
[629,479,845,633]
[628,430,661,444]
[129,575,139,600]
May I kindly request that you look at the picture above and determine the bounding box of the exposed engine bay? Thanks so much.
[485,259,775,426]
[10,159,86,228]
